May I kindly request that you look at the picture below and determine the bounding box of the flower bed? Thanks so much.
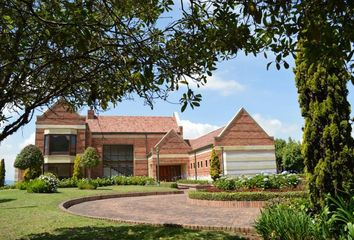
[188,190,308,201]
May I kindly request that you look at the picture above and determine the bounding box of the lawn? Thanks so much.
[0,186,243,240]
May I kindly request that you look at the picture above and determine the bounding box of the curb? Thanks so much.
[187,197,266,208]
[60,191,259,240]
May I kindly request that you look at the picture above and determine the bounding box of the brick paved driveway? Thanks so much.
[67,193,260,230]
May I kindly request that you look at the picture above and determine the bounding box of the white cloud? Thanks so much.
[180,119,220,139]
[202,75,245,96]
[20,132,35,148]
[252,113,302,140]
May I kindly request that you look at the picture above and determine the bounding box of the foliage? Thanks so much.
[0,0,222,143]
[295,40,354,209]
[113,176,155,186]
[275,139,286,173]
[255,205,321,240]
[80,147,100,179]
[14,145,43,170]
[214,173,301,191]
[23,164,42,181]
[72,154,82,179]
[177,179,209,185]
[0,159,5,187]
[94,177,115,187]
[58,178,78,188]
[15,181,29,190]
[27,173,59,193]
[77,179,98,190]
[170,182,178,189]
[188,190,307,202]
[209,149,221,181]
[282,138,304,173]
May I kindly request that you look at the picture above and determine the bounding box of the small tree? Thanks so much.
[282,138,304,173]
[0,159,5,187]
[80,147,100,179]
[72,154,82,179]
[275,139,286,173]
[210,148,221,181]
[14,145,43,180]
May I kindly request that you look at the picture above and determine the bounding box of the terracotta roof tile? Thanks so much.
[189,127,224,150]
[87,116,179,133]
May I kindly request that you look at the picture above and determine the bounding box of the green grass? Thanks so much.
[0,186,243,240]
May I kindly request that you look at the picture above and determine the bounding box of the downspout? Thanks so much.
[221,147,225,176]
[157,147,160,185]
[194,152,197,180]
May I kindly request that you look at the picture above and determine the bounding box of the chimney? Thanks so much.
[179,126,183,136]
[87,109,95,119]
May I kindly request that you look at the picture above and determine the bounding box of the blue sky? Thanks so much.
[1,2,353,181]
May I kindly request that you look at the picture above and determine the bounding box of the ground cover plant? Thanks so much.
[177,179,210,185]
[0,186,243,240]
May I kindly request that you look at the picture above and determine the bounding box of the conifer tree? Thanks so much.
[210,149,221,181]
[0,159,5,187]
[72,154,82,179]
[295,39,354,209]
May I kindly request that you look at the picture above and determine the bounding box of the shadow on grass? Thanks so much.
[25,225,244,240]
[0,198,16,204]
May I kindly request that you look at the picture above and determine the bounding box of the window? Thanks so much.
[201,161,203,168]
[190,163,193,169]
[205,160,208,167]
[44,135,76,155]
[197,162,199,168]
[103,145,133,161]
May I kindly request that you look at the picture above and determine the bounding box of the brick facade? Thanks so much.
[15,102,276,181]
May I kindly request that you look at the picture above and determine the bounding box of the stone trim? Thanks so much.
[44,129,78,135]
[44,155,76,163]
[37,124,86,129]
[214,145,275,151]
[187,197,266,208]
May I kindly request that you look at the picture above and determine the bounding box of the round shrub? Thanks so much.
[14,144,44,170]
[27,173,58,193]
[58,178,78,188]
[77,179,98,190]
[15,181,29,190]
[23,165,42,181]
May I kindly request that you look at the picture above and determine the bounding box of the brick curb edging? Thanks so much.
[59,191,259,240]
[187,197,266,208]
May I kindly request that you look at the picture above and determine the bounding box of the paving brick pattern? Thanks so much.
[68,193,260,233]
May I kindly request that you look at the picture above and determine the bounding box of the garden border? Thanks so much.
[187,197,266,208]
[59,191,259,239]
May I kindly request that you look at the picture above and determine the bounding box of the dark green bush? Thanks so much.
[170,182,178,188]
[177,179,210,185]
[94,177,114,187]
[14,144,43,170]
[27,179,48,193]
[255,205,321,240]
[113,176,154,185]
[58,178,78,188]
[77,179,98,190]
[188,190,308,201]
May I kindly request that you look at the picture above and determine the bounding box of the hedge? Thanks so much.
[188,190,308,201]
[177,179,210,185]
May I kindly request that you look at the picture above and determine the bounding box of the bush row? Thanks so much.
[214,173,301,191]
[177,179,210,185]
[57,176,155,188]
[188,190,308,201]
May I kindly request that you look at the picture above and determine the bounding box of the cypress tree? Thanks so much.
[0,159,5,187]
[210,148,221,181]
[294,39,354,209]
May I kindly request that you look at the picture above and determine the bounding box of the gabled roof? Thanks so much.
[154,129,192,150]
[189,127,224,150]
[87,116,180,133]
[217,107,271,139]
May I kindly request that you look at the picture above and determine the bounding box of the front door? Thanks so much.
[159,165,181,182]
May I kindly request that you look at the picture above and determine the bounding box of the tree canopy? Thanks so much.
[14,144,43,170]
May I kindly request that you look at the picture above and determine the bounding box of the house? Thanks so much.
[15,101,276,181]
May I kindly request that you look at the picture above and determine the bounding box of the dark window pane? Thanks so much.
[70,135,77,155]
[44,135,49,155]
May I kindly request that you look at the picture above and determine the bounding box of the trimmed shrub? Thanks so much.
[27,173,59,193]
[170,182,178,188]
[94,177,114,187]
[210,148,221,181]
[255,205,321,240]
[15,181,29,190]
[113,176,155,185]
[72,154,82,179]
[177,179,210,185]
[77,179,98,190]
[58,178,78,188]
[188,190,308,201]
[14,145,43,171]
[80,147,100,179]
[0,159,5,187]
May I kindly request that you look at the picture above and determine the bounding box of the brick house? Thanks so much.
[16,101,276,181]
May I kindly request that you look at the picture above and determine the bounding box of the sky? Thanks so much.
[1,2,353,181]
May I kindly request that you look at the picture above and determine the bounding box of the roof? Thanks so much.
[189,127,224,150]
[87,116,180,133]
